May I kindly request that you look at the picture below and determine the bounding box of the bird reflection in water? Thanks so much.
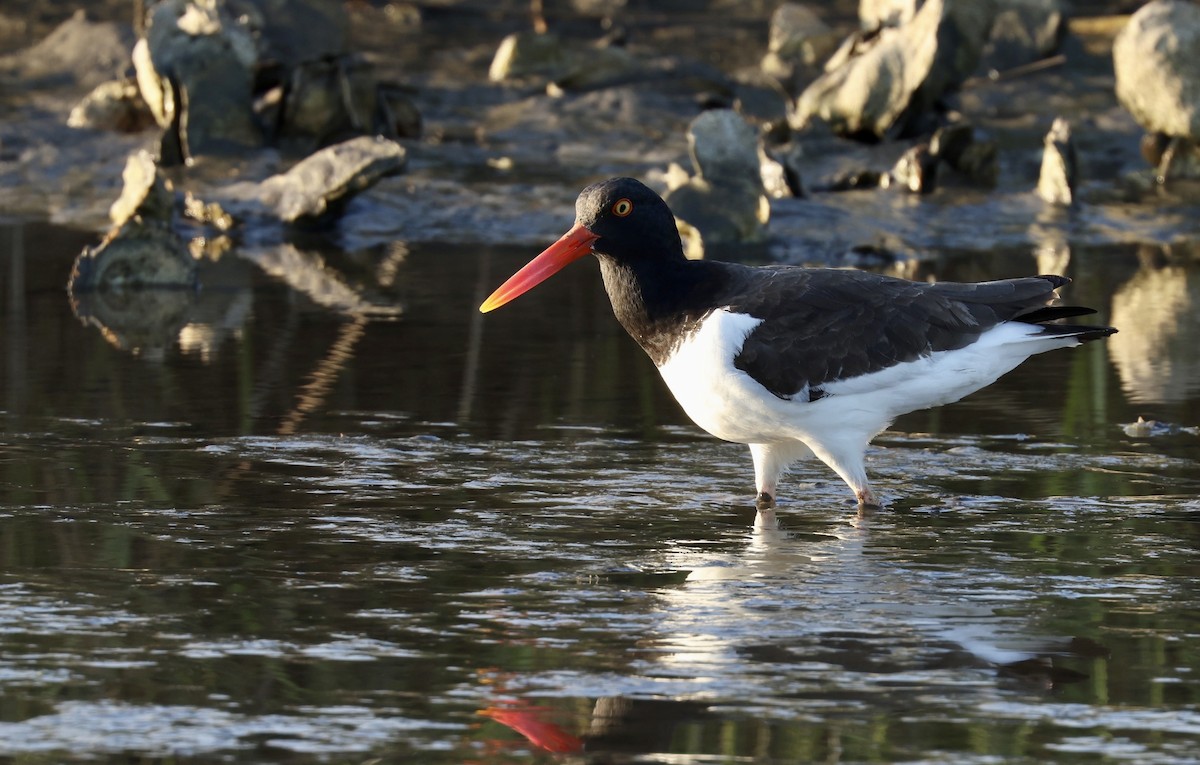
[478,692,715,757]
[478,702,584,755]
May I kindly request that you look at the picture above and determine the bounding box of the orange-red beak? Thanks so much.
[479,223,599,313]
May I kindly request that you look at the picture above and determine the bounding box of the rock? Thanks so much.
[689,108,762,187]
[731,76,791,135]
[68,219,195,292]
[664,110,769,255]
[982,0,1067,73]
[795,0,995,139]
[550,44,640,92]
[135,0,262,158]
[279,55,379,147]
[1037,116,1077,205]
[768,3,836,63]
[859,0,919,28]
[67,219,195,358]
[131,38,172,129]
[930,122,998,185]
[1139,132,1200,179]
[67,79,156,133]
[489,31,570,82]
[760,156,791,199]
[0,13,26,45]
[236,0,349,70]
[952,140,998,186]
[491,31,641,92]
[259,135,406,222]
[377,83,423,139]
[761,3,841,79]
[183,192,235,231]
[1113,0,1200,140]
[929,121,974,164]
[886,142,937,192]
[0,10,133,91]
[109,150,176,226]
[1157,138,1200,180]
[1141,132,1172,167]
[761,143,806,198]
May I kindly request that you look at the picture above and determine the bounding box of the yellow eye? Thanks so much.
[612,198,633,217]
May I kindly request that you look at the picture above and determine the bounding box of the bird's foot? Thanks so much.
[755,491,776,510]
[856,488,883,510]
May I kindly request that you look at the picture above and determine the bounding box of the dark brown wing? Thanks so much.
[724,267,1080,400]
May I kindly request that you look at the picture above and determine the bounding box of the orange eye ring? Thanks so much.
[612,198,633,217]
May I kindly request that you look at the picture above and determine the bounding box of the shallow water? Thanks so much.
[2,220,1199,763]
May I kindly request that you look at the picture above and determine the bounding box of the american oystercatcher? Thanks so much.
[480,177,1116,508]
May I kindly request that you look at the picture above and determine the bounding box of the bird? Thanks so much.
[480,177,1117,509]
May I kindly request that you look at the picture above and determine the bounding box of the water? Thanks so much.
[3,2,1200,759]
[2,220,1199,763]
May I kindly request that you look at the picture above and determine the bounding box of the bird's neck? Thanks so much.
[597,255,720,366]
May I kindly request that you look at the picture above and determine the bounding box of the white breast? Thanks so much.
[655,309,780,443]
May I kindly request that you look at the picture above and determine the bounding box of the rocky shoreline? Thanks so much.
[1,0,1198,287]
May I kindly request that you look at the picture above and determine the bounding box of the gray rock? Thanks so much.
[1113,0,1200,140]
[952,140,998,186]
[377,84,423,139]
[259,135,406,222]
[886,142,938,193]
[770,3,833,59]
[761,143,805,198]
[68,219,195,292]
[930,122,998,185]
[132,38,172,129]
[67,79,156,133]
[1037,116,1077,205]
[109,150,176,226]
[1154,137,1200,181]
[0,10,133,91]
[859,0,919,29]
[982,0,1067,73]
[236,0,349,69]
[688,108,762,187]
[795,0,995,139]
[279,55,378,146]
[135,0,262,158]
[929,121,974,163]
[762,3,841,77]
[491,31,641,92]
[731,76,791,133]
[176,53,264,155]
[551,44,640,92]
[665,110,769,253]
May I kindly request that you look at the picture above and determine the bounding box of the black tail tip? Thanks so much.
[1078,326,1118,343]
